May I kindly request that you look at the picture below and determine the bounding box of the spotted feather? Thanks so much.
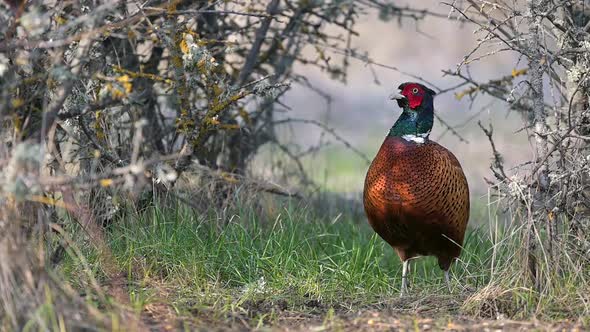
[363,136,470,270]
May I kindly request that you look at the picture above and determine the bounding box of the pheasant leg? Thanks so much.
[400,259,410,297]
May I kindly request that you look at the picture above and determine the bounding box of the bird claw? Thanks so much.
[400,277,409,297]
[445,270,452,293]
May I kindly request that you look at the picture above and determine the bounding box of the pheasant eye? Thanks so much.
[412,88,419,94]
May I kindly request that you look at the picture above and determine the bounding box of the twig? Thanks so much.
[478,120,508,181]
[434,113,469,144]
[236,0,281,86]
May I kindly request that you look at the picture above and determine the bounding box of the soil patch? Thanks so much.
[135,294,586,331]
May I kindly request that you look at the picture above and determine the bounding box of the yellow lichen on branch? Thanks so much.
[112,66,174,86]
[94,111,106,140]
[28,195,69,209]
[190,91,250,148]
[511,68,527,78]
[96,72,134,99]
[116,75,133,94]
[455,86,480,101]
[207,117,221,126]
[220,172,239,184]
[167,0,182,14]
[175,109,195,133]
[12,113,22,134]
[238,108,251,125]
[209,91,249,115]
[219,124,241,130]
[11,98,24,108]
[99,179,113,187]
[54,15,67,25]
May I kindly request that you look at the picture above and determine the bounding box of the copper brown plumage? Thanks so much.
[363,82,470,296]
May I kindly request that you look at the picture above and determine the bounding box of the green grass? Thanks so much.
[59,195,590,327]
[62,198,493,316]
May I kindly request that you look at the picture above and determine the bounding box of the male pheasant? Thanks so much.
[363,82,470,296]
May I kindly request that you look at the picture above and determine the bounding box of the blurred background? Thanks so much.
[269,1,531,197]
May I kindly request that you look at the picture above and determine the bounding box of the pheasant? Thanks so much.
[363,82,470,296]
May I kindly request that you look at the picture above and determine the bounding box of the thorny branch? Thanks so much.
[477,120,507,182]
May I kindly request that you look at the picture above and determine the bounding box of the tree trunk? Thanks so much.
[526,0,549,290]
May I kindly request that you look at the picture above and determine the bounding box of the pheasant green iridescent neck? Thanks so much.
[388,107,434,138]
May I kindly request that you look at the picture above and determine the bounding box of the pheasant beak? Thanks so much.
[389,90,408,108]
[389,91,405,100]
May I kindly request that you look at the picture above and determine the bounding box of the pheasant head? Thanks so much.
[388,82,437,143]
